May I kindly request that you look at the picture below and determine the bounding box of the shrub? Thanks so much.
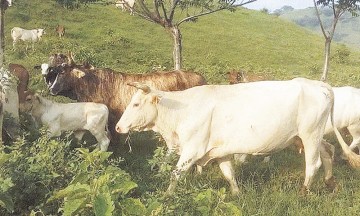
[47,148,143,216]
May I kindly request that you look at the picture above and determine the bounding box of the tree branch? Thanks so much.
[177,0,257,26]
[313,0,329,38]
[169,0,180,22]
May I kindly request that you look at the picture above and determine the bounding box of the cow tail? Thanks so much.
[328,85,360,168]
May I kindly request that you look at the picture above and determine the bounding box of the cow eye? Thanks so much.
[133,103,139,107]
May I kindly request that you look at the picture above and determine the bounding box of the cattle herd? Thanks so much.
[2,16,360,196]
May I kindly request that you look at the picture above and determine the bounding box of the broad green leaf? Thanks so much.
[120,198,146,216]
[94,192,114,216]
[146,201,163,216]
[63,197,87,216]
[111,180,137,195]
[48,183,90,203]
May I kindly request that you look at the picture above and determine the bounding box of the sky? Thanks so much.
[242,0,314,11]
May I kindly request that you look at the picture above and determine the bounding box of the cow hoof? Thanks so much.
[325,176,338,193]
[299,185,311,196]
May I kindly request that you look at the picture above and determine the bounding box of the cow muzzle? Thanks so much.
[115,124,129,134]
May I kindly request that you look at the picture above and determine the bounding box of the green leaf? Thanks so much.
[120,198,146,216]
[146,200,163,216]
[63,197,87,216]
[47,183,90,203]
[219,202,243,216]
[94,192,114,216]
[111,180,137,195]
[0,193,14,213]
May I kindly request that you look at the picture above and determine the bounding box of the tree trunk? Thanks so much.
[0,3,5,67]
[320,38,331,82]
[170,26,182,70]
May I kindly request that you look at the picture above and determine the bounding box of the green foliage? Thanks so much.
[0,151,14,213]
[48,148,140,215]
[193,188,242,215]
[332,44,351,64]
[1,129,76,215]
[2,0,360,215]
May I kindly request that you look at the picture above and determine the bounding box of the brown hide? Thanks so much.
[55,25,65,38]
[48,64,206,140]
[227,70,267,84]
[8,63,29,104]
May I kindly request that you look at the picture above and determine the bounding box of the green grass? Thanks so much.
[2,0,360,215]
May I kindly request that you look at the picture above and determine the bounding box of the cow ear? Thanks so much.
[151,92,163,104]
[72,69,86,78]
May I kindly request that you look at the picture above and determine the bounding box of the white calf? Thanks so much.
[22,93,110,151]
[11,27,45,49]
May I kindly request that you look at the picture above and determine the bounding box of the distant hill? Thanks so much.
[278,6,360,49]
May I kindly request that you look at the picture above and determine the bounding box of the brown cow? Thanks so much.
[227,70,266,84]
[55,24,65,38]
[8,63,29,106]
[43,53,207,141]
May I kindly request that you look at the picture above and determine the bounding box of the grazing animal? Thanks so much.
[115,79,360,196]
[323,86,360,154]
[115,0,135,15]
[8,63,30,106]
[0,68,19,140]
[55,24,65,38]
[22,93,110,151]
[42,53,206,140]
[227,70,266,84]
[11,27,45,49]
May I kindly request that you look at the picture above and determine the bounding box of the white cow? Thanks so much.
[116,79,360,196]
[22,93,110,151]
[235,86,360,164]
[0,67,20,139]
[115,0,135,15]
[11,27,45,49]
[324,86,360,153]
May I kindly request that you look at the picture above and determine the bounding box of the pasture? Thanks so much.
[1,0,360,215]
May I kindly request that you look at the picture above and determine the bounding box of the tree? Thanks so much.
[0,0,11,67]
[314,0,360,81]
[56,0,257,70]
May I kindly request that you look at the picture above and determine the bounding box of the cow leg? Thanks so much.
[319,140,336,192]
[89,129,110,151]
[217,156,239,195]
[347,125,360,154]
[233,154,248,165]
[165,148,200,196]
[300,136,322,195]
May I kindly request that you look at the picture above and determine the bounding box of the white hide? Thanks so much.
[115,0,135,15]
[324,86,360,153]
[11,27,45,48]
[116,78,360,195]
[23,94,110,151]
[0,68,19,122]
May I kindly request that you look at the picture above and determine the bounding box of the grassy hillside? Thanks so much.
[4,0,360,87]
[2,0,360,215]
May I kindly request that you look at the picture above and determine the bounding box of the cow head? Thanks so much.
[48,63,85,97]
[115,82,162,134]
[21,91,39,113]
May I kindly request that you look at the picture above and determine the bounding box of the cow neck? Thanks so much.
[153,94,185,135]
[31,96,54,121]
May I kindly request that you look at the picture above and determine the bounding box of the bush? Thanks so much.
[332,45,351,64]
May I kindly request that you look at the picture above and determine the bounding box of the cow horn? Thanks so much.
[68,51,75,65]
[128,82,150,94]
